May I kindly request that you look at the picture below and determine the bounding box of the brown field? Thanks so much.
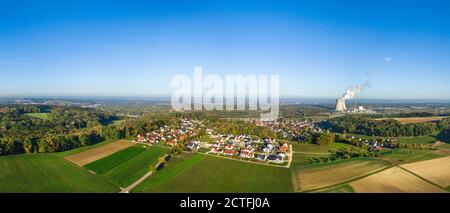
[291,159,389,192]
[400,157,450,189]
[65,140,135,166]
[350,167,445,193]
[375,117,445,124]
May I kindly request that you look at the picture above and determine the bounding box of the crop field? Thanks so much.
[375,116,445,124]
[84,145,147,174]
[133,154,205,192]
[0,153,117,192]
[315,184,355,193]
[134,154,293,193]
[400,157,450,189]
[350,167,445,193]
[102,146,167,187]
[291,158,391,192]
[65,140,135,166]
[25,112,50,120]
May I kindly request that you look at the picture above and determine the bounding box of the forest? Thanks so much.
[320,115,450,137]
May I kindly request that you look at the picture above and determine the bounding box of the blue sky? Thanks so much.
[1,0,450,99]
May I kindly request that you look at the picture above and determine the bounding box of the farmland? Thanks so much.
[0,153,118,192]
[84,145,147,174]
[400,157,450,189]
[65,140,135,166]
[102,146,166,187]
[380,148,445,164]
[375,116,446,124]
[134,154,293,193]
[291,158,391,192]
[350,167,445,193]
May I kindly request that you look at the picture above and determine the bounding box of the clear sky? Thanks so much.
[1,0,450,99]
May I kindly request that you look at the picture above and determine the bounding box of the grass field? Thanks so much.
[25,112,50,120]
[291,142,358,166]
[291,158,391,192]
[380,148,444,164]
[134,154,293,193]
[103,146,167,187]
[397,135,437,144]
[0,153,117,192]
[292,153,331,166]
[84,145,147,174]
[350,166,445,193]
[291,142,354,154]
[133,154,205,192]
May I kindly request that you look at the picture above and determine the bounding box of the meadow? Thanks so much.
[380,148,444,164]
[25,112,50,120]
[0,153,118,192]
[134,154,293,193]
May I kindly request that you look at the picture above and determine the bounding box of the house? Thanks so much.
[279,143,289,153]
[223,148,236,156]
[255,154,267,161]
[186,141,201,151]
[224,143,234,150]
[210,146,223,154]
[148,137,157,144]
[262,143,273,153]
[239,147,254,159]
[137,134,147,142]
[267,155,283,163]
[167,140,177,146]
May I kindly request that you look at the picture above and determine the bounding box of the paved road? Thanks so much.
[120,170,153,193]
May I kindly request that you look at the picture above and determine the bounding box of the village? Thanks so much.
[134,118,291,165]
[252,119,323,141]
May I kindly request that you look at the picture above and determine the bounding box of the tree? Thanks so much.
[23,136,34,154]
[313,132,335,146]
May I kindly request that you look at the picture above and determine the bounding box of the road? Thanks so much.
[119,170,153,193]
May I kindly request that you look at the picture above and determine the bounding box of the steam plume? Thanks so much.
[341,70,373,100]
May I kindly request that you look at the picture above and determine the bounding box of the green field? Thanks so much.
[103,146,167,187]
[84,145,147,174]
[134,154,293,193]
[380,148,444,164]
[397,135,436,145]
[292,153,331,166]
[291,142,356,154]
[0,153,117,192]
[25,112,50,120]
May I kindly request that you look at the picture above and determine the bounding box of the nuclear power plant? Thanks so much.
[335,98,347,112]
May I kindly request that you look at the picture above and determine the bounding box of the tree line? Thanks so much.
[320,115,450,137]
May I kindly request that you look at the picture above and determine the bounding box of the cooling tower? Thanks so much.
[335,98,347,112]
